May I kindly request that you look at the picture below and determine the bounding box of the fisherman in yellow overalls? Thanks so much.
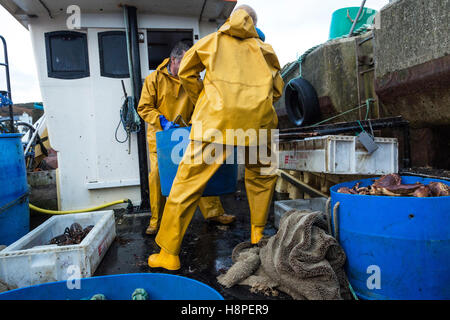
[137,41,235,235]
[148,6,284,270]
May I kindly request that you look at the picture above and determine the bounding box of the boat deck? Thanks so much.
[82,182,292,300]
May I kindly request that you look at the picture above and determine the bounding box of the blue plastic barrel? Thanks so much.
[156,127,238,197]
[0,273,224,300]
[330,176,450,300]
[0,133,29,245]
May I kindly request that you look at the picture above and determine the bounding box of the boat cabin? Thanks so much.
[0,0,237,210]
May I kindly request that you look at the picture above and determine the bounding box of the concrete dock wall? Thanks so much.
[374,0,450,127]
[275,0,450,169]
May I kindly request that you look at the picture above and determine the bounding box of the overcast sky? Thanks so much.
[0,0,389,103]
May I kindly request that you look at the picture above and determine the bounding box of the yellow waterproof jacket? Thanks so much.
[178,9,284,146]
[137,58,196,152]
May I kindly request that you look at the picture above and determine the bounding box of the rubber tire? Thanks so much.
[284,77,321,127]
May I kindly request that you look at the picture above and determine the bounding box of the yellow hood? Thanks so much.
[218,9,259,39]
[155,57,182,97]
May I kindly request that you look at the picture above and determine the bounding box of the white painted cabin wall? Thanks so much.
[29,16,103,211]
[84,27,142,189]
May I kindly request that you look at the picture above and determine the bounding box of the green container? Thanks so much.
[329,7,377,39]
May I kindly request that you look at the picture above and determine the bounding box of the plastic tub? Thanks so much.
[330,176,450,300]
[0,133,29,245]
[0,273,224,300]
[156,127,238,197]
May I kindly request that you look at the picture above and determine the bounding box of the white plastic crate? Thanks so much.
[0,210,115,288]
[278,135,398,175]
[274,198,328,229]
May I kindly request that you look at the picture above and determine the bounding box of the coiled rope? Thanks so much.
[115,81,141,154]
[114,96,141,142]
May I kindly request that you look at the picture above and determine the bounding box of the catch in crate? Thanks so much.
[0,211,116,288]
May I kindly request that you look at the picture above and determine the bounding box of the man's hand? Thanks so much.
[159,115,180,131]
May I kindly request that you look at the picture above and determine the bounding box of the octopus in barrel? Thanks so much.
[337,173,449,197]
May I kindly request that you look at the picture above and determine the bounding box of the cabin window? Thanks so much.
[147,30,193,70]
[45,31,89,79]
[98,31,130,78]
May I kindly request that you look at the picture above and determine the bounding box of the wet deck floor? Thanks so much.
[93,182,292,300]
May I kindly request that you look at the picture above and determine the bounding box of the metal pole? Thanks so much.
[24,115,46,156]
[278,116,407,134]
[402,124,411,169]
[123,5,150,211]
[0,35,14,133]
[277,170,329,198]
[348,0,367,36]
[123,9,135,98]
